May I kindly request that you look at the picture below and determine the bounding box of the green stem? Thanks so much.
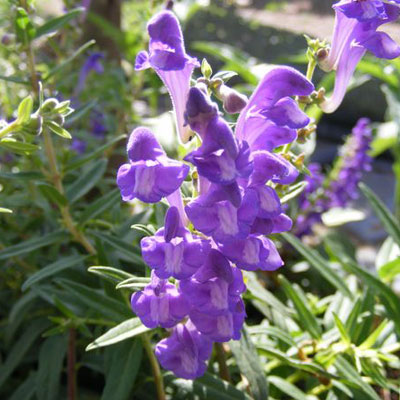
[141,334,165,400]
[215,343,231,382]
[0,121,19,139]
[43,130,96,255]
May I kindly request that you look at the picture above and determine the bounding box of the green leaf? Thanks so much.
[56,278,131,321]
[0,170,44,180]
[0,207,12,213]
[0,138,40,153]
[0,319,48,389]
[101,340,143,400]
[115,277,151,291]
[90,232,144,266]
[213,70,239,83]
[46,121,72,139]
[45,40,96,80]
[246,272,295,319]
[342,260,400,335]
[360,359,389,389]
[35,8,84,38]
[278,275,322,339]
[15,7,36,45]
[359,319,389,350]
[9,372,37,400]
[65,159,107,203]
[35,336,67,400]
[0,230,67,260]
[201,58,213,79]
[345,297,362,341]
[269,376,317,400]
[230,326,268,400]
[86,317,150,351]
[257,345,338,380]
[359,183,400,248]
[22,255,85,291]
[281,233,353,298]
[281,181,308,204]
[65,134,125,172]
[332,312,351,345]
[37,183,68,207]
[335,356,380,400]
[248,325,297,347]
[378,258,400,282]
[79,188,120,224]
[370,122,398,157]
[0,74,30,85]
[17,95,33,124]
[166,372,252,400]
[88,266,135,284]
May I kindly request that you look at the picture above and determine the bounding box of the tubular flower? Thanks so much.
[135,11,199,143]
[140,207,210,280]
[155,321,213,380]
[131,271,189,329]
[117,128,189,203]
[320,0,400,113]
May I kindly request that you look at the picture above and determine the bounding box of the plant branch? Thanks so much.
[67,328,77,400]
[142,333,165,400]
[215,343,231,382]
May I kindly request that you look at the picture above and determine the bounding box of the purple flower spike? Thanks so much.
[117,128,189,203]
[236,66,314,144]
[135,11,199,143]
[219,235,284,271]
[320,0,400,113]
[131,272,189,329]
[155,320,213,380]
[140,206,210,280]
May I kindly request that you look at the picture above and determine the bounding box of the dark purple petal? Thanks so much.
[164,206,181,242]
[155,321,212,379]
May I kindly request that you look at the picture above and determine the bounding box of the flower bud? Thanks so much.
[1,34,13,46]
[217,84,248,114]
[41,98,59,113]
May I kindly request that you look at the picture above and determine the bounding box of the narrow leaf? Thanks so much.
[229,326,268,400]
[281,233,353,298]
[86,318,149,351]
[360,183,400,247]
[35,8,84,38]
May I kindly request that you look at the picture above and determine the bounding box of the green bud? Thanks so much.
[201,58,213,80]
[41,98,59,113]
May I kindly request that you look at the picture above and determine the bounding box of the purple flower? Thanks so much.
[155,320,213,380]
[135,11,199,143]
[131,272,189,329]
[90,111,106,139]
[184,86,253,185]
[117,128,189,203]
[70,138,87,154]
[76,52,104,94]
[294,118,373,236]
[219,235,284,271]
[328,118,373,206]
[186,185,258,243]
[236,66,313,149]
[140,206,210,279]
[320,0,400,113]
[180,249,246,342]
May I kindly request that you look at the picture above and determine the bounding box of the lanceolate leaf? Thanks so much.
[35,8,84,38]
[86,318,150,351]
[0,231,68,260]
[230,326,268,400]
[359,183,400,248]
[281,233,353,298]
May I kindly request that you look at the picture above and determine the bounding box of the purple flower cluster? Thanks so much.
[320,0,400,113]
[117,10,313,379]
[295,118,373,236]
